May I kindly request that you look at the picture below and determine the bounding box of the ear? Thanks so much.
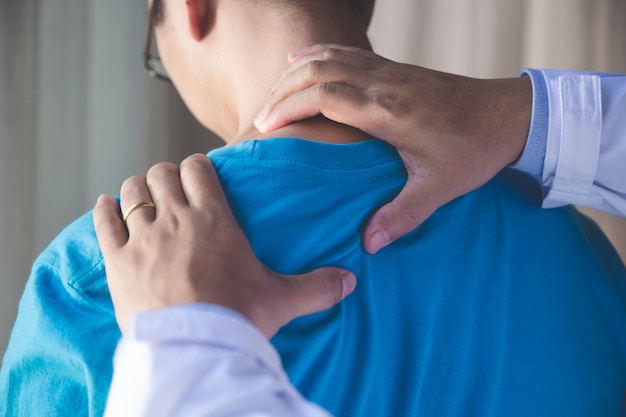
[360,0,375,30]
[186,0,212,41]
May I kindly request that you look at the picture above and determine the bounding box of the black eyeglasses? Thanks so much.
[143,5,171,83]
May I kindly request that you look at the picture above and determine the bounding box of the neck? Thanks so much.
[208,2,373,145]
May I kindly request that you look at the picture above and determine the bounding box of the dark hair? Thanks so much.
[349,0,366,13]
[152,0,366,25]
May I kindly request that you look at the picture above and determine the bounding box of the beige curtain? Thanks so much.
[1,0,625,356]
[0,0,219,357]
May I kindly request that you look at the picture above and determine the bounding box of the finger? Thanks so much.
[287,44,340,61]
[256,47,382,127]
[93,194,127,255]
[287,43,380,65]
[180,155,237,225]
[362,179,443,254]
[146,162,187,212]
[257,82,389,135]
[256,61,372,129]
[279,267,357,320]
[120,175,156,229]
[180,154,228,208]
[286,45,380,76]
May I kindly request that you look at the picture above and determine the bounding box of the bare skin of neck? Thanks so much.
[203,2,374,146]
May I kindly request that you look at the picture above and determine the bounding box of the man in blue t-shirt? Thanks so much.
[2,0,625,416]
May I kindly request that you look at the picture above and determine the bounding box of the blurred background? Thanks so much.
[1,0,625,358]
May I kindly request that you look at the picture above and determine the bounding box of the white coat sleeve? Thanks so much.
[514,69,626,216]
[103,304,333,417]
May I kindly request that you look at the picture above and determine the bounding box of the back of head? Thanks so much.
[151,0,375,142]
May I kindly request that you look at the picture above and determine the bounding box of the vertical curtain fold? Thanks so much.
[0,0,38,359]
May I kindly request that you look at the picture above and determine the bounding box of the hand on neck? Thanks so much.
[230,116,373,146]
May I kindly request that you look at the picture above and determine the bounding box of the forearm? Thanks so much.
[104,305,333,417]
[513,69,626,216]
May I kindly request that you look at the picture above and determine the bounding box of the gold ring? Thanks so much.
[122,201,156,223]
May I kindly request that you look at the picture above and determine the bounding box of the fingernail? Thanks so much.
[254,119,268,133]
[288,47,306,61]
[341,271,357,299]
[254,110,268,131]
[368,229,391,253]
[96,194,108,205]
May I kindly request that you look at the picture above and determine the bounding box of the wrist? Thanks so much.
[509,69,549,184]
[477,76,532,170]
[504,76,533,165]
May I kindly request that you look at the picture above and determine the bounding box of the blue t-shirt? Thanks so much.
[2,138,625,416]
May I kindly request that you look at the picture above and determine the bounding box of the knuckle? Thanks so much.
[121,175,145,189]
[181,154,209,172]
[396,206,429,233]
[323,46,363,61]
[403,211,424,230]
[313,82,338,101]
[304,60,328,81]
[147,161,178,179]
[321,47,342,61]
[183,153,208,165]
[326,277,344,306]
[315,275,344,309]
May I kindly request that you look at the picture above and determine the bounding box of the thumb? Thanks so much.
[280,267,357,320]
[363,179,440,254]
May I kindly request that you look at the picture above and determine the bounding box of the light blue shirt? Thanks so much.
[514,69,626,215]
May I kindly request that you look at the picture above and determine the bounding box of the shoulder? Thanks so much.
[1,210,117,416]
[32,209,111,313]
